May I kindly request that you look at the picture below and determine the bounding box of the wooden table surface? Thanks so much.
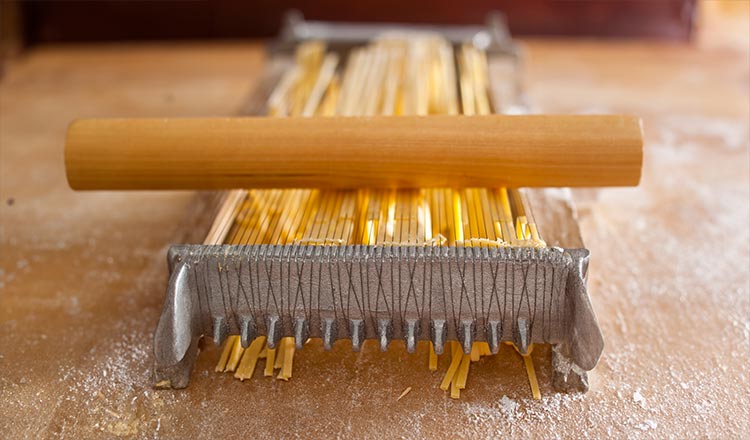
[2,9,749,439]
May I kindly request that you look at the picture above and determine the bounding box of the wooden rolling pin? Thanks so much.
[65,114,642,190]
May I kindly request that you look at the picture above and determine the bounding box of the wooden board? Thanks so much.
[1,21,749,439]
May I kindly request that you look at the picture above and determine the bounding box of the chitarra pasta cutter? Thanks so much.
[64,13,642,398]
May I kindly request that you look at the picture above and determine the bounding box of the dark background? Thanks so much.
[11,0,697,45]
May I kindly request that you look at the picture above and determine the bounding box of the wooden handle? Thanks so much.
[65,114,642,190]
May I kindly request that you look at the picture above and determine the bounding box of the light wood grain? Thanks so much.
[64,114,643,190]
[3,25,749,439]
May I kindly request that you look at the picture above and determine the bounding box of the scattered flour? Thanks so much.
[499,395,519,415]
[636,420,658,431]
[633,389,647,409]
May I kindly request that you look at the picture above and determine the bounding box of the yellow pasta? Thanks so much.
[213,36,546,400]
